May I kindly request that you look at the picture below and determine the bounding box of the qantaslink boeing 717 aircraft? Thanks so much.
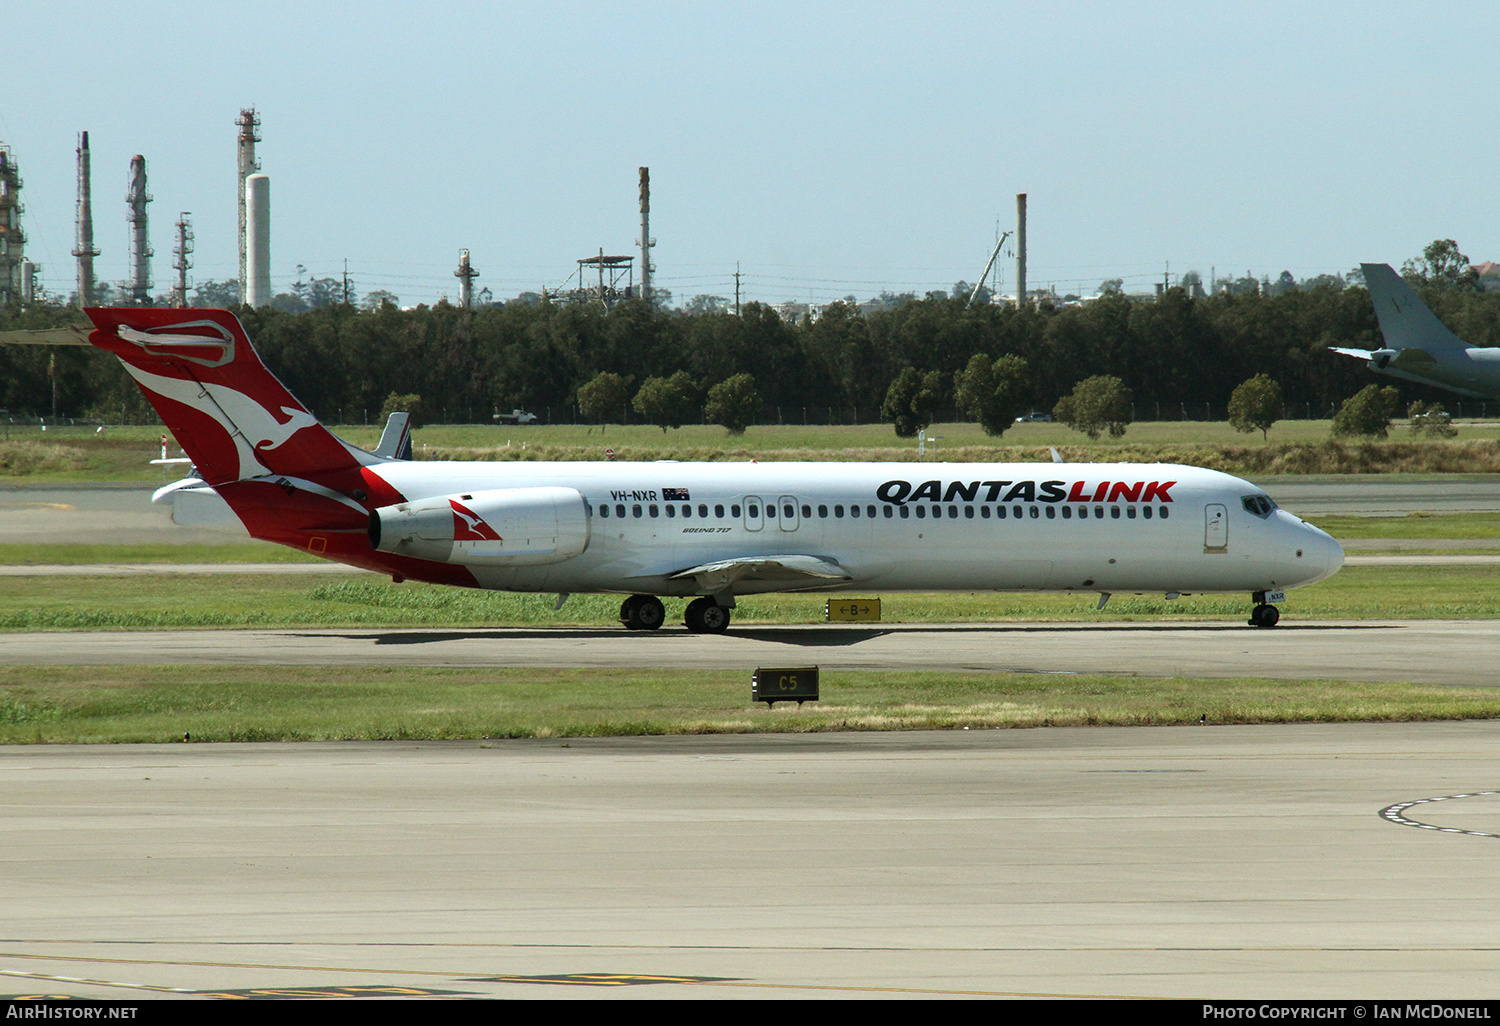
[81,308,1342,632]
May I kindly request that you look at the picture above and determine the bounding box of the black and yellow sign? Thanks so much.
[752,666,819,706]
[825,598,881,622]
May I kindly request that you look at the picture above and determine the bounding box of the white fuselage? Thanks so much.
[362,459,1342,598]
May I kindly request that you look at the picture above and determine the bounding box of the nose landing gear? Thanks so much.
[1248,590,1281,628]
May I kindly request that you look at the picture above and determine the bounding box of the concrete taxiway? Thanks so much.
[3,724,1500,1000]
[0,619,1496,687]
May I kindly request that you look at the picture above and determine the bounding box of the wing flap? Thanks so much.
[629,553,852,593]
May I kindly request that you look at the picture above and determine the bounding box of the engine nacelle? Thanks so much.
[369,486,589,566]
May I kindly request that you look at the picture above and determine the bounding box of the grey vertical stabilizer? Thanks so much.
[1361,262,1470,354]
[374,412,412,461]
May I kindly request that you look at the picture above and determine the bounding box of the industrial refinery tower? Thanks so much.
[73,131,100,307]
[0,143,23,305]
[127,155,153,305]
[236,108,260,303]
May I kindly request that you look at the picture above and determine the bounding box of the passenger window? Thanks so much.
[1111,507,1120,519]
[1046,506,1056,519]
[616,504,626,518]
[1078,506,1088,519]
[699,504,708,518]
[731,504,741,517]
[1160,506,1170,519]
[834,504,845,518]
[714,504,725,518]
[748,504,759,518]
[802,504,812,518]
[1061,506,1071,519]
[850,504,860,518]
[599,505,609,518]
[915,506,926,519]
[682,504,692,517]
[818,504,828,518]
[1127,506,1137,519]
[980,506,990,519]
[633,505,642,518]
[1143,506,1153,519]
[666,505,676,518]
[899,506,910,519]
[1029,506,1039,519]
[931,506,941,519]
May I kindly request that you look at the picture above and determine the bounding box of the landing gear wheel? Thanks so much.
[684,596,731,634]
[620,594,666,631]
[1248,603,1280,628]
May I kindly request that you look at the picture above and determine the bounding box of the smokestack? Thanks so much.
[454,248,478,308]
[236,108,261,304]
[127,155,153,305]
[73,131,100,307]
[1015,192,1027,307]
[245,173,270,307]
[638,167,653,305]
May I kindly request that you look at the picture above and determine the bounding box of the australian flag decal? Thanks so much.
[663,487,691,501]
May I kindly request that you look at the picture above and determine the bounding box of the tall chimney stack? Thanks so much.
[1015,192,1027,306]
[638,167,653,305]
[73,131,99,307]
[245,173,270,307]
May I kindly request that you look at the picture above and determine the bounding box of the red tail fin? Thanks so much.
[87,308,369,485]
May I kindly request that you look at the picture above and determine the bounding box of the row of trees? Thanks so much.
[4,242,1496,433]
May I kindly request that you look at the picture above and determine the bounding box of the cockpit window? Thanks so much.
[1241,494,1277,518]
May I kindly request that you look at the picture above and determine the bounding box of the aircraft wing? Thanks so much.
[1328,347,1373,361]
[629,554,852,593]
[0,326,93,346]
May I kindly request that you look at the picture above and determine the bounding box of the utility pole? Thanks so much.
[734,262,742,316]
[172,212,193,308]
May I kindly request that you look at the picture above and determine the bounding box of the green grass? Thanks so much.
[0,564,1494,631]
[0,542,322,564]
[3,664,1499,744]
[1304,511,1500,539]
[12,419,1500,482]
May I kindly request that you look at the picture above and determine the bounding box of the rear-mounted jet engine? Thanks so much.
[369,486,589,566]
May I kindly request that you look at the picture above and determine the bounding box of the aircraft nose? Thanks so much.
[1301,525,1344,584]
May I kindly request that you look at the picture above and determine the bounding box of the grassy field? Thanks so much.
[0,563,1495,630]
[10,419,1500,481]
[4,664,1500,744]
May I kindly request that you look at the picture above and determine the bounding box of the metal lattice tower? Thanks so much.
[127,155,153,305]
[0,143,23,305]
[236,108,261,304]
[173,212,194,308]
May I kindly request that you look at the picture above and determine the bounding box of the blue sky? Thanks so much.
[5,1,1496,306]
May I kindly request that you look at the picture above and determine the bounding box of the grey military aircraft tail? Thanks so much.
[1330,262,1500,398]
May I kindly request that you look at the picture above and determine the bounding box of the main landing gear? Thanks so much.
[619,594,732,634]
[1248,590,1281,629]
